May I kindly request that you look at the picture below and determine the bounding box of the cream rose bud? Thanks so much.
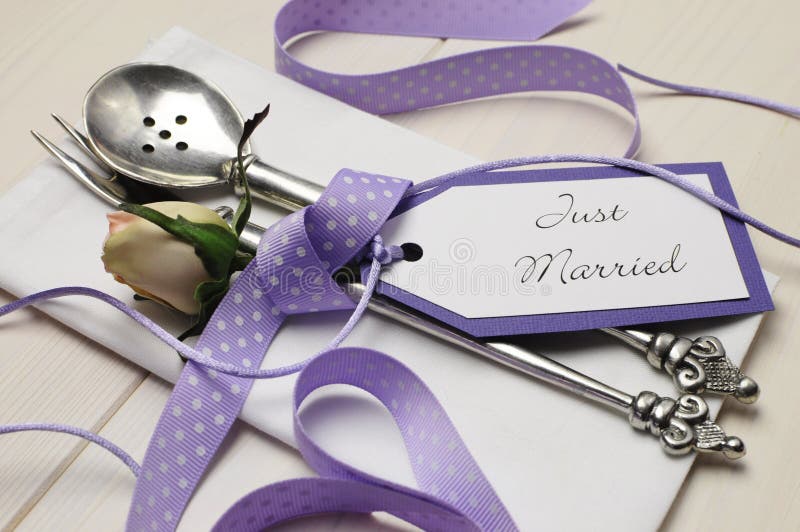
[102,202,230,315]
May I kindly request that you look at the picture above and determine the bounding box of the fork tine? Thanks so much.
[32,129,182,205]
[50,113,111,169]
[31,130,123,207]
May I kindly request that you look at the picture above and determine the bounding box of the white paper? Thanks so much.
[0,27,778,531]
[382,173,748,317]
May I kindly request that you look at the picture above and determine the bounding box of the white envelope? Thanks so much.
[0,27,777,531]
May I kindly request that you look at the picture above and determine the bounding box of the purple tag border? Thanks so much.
[377,162,773,337]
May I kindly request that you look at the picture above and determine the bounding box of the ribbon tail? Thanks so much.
[618,64,800,117]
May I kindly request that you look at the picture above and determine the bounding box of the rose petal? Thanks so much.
[106,210,139,235]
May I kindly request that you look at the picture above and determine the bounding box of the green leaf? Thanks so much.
[119,203,239,280]
[231,163,252,238]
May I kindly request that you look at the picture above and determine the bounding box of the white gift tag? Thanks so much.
[377,163,771,336]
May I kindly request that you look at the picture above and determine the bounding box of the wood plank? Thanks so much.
[0,300,146,530]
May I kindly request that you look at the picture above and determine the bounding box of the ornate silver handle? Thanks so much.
[629,392,745,458]
[358,294,747,460]
[601,328,759,403]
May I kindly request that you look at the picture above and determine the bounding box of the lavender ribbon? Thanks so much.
[213,347,511,531]
[275,0,642,155]
[275,0,800,160]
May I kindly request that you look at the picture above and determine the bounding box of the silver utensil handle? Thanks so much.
[232,213,632,412]
[353,283,633,413]
[237,218,265,254]
[600,327,759,403]
[224,212,746,458]
[232,156,325,212]
[352,284,745,459]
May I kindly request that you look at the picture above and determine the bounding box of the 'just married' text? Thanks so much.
[515,193,687,286]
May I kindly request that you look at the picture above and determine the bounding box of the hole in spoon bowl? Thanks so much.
[142,144,155,153]
[176,141,188,151]
[175,115,187,125]
[143,117,155,127]
[159,130,171,139]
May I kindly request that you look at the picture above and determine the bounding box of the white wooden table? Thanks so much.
[1,1,799,529]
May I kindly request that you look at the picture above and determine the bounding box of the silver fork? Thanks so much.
[30,118,752,458]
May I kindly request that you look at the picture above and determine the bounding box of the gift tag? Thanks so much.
[378,162,773,336]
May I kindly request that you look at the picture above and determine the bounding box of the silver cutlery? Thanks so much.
[79,61,763,405]
[32,121,751,458]
[83,63,319,210]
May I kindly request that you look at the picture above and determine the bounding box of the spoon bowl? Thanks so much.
[83,63,322,209]
[84,63,248,188]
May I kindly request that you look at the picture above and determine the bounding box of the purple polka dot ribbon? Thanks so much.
[125,170,515,530]
[274,0,642,157]
[274,0,800,175]
[213,347,513,531]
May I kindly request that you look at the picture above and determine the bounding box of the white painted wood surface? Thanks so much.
[1,0,799,529]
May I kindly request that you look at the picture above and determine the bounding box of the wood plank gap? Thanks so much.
[6,369,149,530]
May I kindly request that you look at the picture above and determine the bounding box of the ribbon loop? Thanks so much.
[212,347,516,531]
[212,478,477,532]
[274,2,641,156]
[255,208,351,315]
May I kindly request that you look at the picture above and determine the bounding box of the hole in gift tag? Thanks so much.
[401,243,423,262]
